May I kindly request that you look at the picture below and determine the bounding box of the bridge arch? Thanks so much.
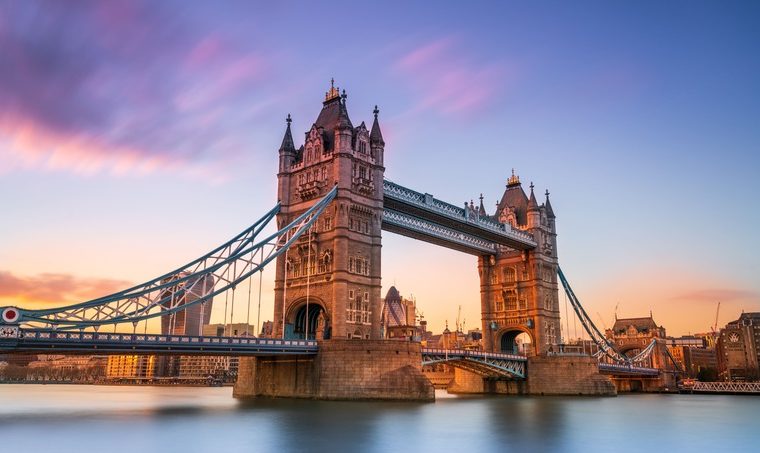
[286,298,330,340]
[497,327,533,355]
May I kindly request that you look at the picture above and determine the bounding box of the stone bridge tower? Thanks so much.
[479,172,561,355]
[273,81,385,340]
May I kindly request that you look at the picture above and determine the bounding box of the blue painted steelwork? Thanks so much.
[382,179,537,253]
[0,327,317,356]
[598,363,659,376]
[0,186,337,331]
[421,347,527,378]
[557,266,635,364]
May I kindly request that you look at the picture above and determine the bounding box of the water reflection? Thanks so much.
[0,386,758,453]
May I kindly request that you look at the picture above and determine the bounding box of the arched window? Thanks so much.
[504,290,517,311]
[503,267,517,284]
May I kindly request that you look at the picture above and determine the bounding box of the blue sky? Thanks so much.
[0,0,758,336]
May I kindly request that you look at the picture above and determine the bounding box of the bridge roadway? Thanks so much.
[1,328,659,378]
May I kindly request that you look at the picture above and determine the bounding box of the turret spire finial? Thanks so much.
[325,78,340,101]
[286,113,292,125]
[507,169,520,187]
[373,105,379,118]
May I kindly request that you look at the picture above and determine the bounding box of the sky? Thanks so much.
[0,0,758,337]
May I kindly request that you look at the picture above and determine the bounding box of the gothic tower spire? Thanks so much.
[370,105,384,146]
[279,114,295,153]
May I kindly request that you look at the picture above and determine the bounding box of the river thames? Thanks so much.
[0,385,757,452]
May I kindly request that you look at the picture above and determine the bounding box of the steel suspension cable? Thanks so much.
[256,247,263,338]
[229,261,237,334]
[246,269,253,336]
[305,226,312,340]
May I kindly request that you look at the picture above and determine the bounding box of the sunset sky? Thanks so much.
[1,1,758,337]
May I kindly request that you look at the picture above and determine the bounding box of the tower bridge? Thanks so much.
[0,82,673,398]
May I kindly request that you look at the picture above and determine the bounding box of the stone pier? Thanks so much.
[526,355,616,395]
[444,355,615,396]
[233,339,434,401]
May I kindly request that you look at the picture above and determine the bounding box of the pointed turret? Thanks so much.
[337,89,353,130]
[544,189,555,218]
[478,193,486,216]
[279,114,296,154]
[370,105,384,146]
[527,182,539,211]
[278,114,297,174]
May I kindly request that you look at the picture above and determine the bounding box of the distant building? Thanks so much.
[664,335,717,379]
[203,323,255,337]
[106,355,157,380]
[260,321,274,338]
[717,312,760,381]
[605,315,667,368]
[381,286,419,340]
[178,356,237,382]
[160,272,215,336]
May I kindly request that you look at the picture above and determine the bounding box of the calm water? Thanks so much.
[0,385,758,452]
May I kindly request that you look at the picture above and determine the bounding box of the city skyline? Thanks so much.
[1,1,759,337]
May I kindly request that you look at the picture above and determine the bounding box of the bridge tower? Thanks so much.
[273,81,385,340]
[479,172,561,355]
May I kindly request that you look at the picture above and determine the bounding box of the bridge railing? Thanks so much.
[383,210,498,254]
[14,329,317,349]
[383,180,536,245]
[598,362,659,376]
[421,347,527,362]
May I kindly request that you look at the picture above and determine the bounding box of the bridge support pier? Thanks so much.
[234,339,434,401]
[526,356,616,396]
[609,374,677,393]
[447,368,525,395]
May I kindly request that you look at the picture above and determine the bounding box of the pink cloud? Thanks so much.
[0,114,228,183]
[0,270,132,307]
[671,289,759,303]
[393,38,515,117]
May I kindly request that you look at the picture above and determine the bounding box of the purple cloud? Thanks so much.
[0,1,273,180]
[392,37,515,118]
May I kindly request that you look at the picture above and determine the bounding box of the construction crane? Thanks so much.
[712,301,721,333]
[455,305,462,333]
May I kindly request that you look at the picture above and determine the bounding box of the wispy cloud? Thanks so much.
[671,289,759,303]
[0,271,132,306]
[0,1,272,181]
[392,37,514,117]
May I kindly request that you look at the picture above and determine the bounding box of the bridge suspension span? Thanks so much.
[558,266,680,372]
[0,186,338,333]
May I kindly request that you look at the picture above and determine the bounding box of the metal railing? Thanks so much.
[383,180,536,245]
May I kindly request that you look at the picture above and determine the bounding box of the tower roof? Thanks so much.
[527,182,539,212]
[497,170,529,225]
[544,190,555,218]
[279,114,295,154]
[315,80,353,133]
[370,105,384,146]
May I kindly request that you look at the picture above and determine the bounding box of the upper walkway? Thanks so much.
[382,180,537,255]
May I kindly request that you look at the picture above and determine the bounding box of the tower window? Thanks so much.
[504,267,517,283]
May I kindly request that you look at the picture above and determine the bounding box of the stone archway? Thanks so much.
[498,328,534,355]
[287,299,330,340]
